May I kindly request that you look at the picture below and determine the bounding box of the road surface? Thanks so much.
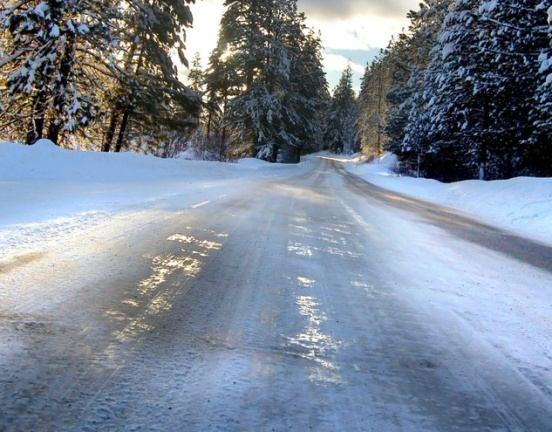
[1,157,551,431]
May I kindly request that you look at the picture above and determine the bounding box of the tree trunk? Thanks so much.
[112,46,145,153]
[48,33,76,145]
[479,101,491,181]
[102,110,120,152]
[279,144,300,164]
[114,107,132,152]
[376,65,384,155]
[102,44,138,151]
[26,90,47,144]
[206,110,212,139]
[218,94,229,161]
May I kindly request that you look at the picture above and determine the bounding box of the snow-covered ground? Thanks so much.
[0,151,550,431]
[334,153,552,246]
[0,140,310,259]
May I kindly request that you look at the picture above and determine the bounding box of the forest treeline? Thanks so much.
[0,0,329,162]
[1,0,551,179]
[354,0,552,181]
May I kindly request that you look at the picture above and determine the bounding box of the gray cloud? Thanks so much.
[298,0,416,19]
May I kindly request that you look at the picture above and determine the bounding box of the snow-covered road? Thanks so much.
[1,158,551,431]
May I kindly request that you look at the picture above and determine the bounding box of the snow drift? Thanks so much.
[340,153,552,246]
[0,140,309,255]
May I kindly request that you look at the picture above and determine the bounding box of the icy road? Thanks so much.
[1,158,551,431]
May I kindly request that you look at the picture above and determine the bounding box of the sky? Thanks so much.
[185,0,419,92]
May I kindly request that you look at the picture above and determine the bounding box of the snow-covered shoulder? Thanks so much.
[337,153,552,246]
[0,140,310,257]
[0,140,309,182]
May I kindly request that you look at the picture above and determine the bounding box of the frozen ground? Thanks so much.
[0,144,551,431]
[337,153,552,246]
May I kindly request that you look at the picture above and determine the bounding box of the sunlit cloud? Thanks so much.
[305,14,411,51]
[299,0,416,19]
[323,53,365,75]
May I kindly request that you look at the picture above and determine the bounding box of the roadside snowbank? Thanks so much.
[1,139,298,182]
[0,140,309,254]
[339,153,552,246]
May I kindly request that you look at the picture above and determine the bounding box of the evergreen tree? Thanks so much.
[475,0,550,178]
[1,0,116,144]
[188,52,205,94]
[358,54,391,157]
[404,0,484,181]
[385,1,451,158]
[101,0,200,153]
[206,0,327,163]
[289,28,330,156]
[227,0,298,161]
[325,66,358,154]
[396,0,550,180]
[385,33,416,155]
[203,37,238,158]
[528,2,552,176]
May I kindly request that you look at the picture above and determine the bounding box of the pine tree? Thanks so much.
[475,0,550,178]
[358,54,391,157]
[385,1,452,160]
[526,2,552,176]
[393,0,549,180]
[288,28,329,156]
[203,37,238,157]
[325,66,358,154]
[1,0,116,144]
[188,52,205,94]
[405,0,484,180]
[206,0,327,163]
[204,0,270,159]
[101,0,200,153]
[227,0,297,161]
[528,2,552,176]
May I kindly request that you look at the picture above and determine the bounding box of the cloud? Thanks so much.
[323,53,365,75]
[306,14,410,51]
[326,48,382,66]
[298,0,415,19]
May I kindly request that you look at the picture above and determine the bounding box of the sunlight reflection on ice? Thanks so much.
[285,295,343,385]
[289,224,313,235]
[104,228,227,350]
[167,234,222,251]
[287,242,313,257]
[287,236,360,259]
[297,276,316,288]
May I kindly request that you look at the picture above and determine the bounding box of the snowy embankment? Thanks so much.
[0,140,308,256]
[336,153,552,246]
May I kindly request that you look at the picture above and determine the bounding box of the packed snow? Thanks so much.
[334,153,552,246]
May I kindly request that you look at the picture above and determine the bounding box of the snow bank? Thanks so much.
[340,153,552,246]
[0,140,308,231]
[0,140,294,182]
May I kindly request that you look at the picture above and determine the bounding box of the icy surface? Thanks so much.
[0,145,551,431]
